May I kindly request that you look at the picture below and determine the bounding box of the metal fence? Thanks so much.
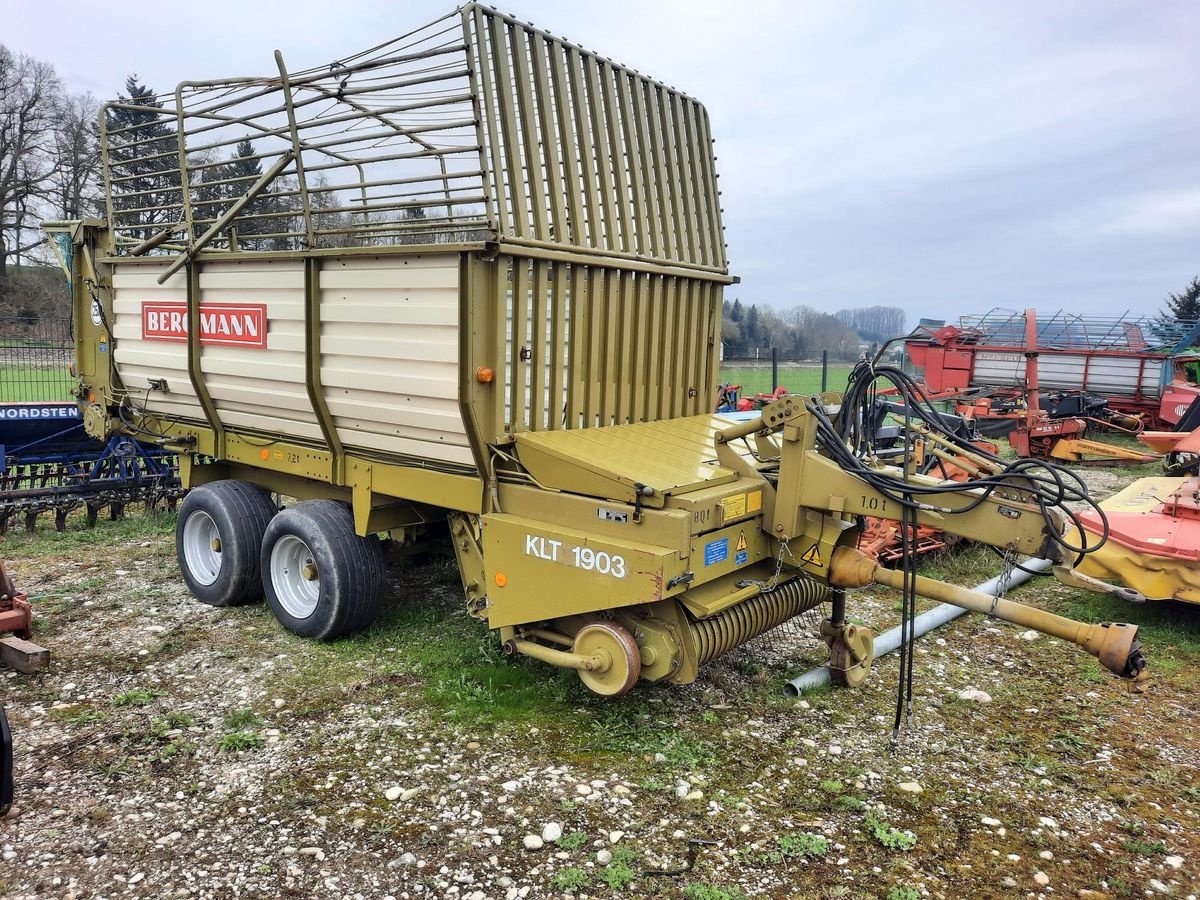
[0,317,75,403]
[719,348,866,396]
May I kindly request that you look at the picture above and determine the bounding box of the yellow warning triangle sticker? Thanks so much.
[735,531,748,552]
[800,543,823,567]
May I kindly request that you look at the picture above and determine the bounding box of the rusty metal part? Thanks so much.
[829,546,1146,679]
[0,558,32,641]
[1052,565,1145,603]
[573,621,641,697]
[505,620,642,696]
[644,839,718,877]
[821,618,874,687]
[688,575,828,665]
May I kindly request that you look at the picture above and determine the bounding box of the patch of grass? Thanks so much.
[864,811,917,851]
[819,778,844,794]
[50,704,104,725]
[551,867,589,893]
[887,887,921,900]
[112,689,157,707]
[683,885,748,900]
[777,832,829,859]
[558,831,589,851]
[599,846,638,892]
[218,730,263,752]
[1122,837,1167,857]
[223,708,261,729]
[718,364,854,398]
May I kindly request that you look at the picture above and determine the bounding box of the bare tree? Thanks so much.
[0,44,63,277]
[47,91,102,221]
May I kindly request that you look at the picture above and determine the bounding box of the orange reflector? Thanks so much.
[476,366,494,384]
[88,392,95,403]
[494,572,507,587]
[260,448,270,460]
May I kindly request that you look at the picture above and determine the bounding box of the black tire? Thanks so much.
[175,481,277,607]
[260,500,385,640]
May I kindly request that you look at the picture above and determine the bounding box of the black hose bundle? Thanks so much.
[815,359,1110,740]
[815,359,1109,568]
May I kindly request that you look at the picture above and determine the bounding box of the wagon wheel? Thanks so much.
[573,621,641,697]
[829,623,874,688]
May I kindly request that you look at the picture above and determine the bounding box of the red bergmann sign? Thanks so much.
[141,302,268,349]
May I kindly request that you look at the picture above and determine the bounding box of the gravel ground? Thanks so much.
[2,468,1199,900]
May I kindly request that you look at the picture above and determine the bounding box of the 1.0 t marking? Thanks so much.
[525,534,626,578]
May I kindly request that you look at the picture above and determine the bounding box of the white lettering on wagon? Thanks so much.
[0,404,80,419]
[524,533,626,578]
[141,302,268,348]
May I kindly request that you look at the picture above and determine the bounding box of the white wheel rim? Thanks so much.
[182,510,222,586]
[271,534,320,619]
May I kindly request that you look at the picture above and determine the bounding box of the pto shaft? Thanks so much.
[828,547,1146,679]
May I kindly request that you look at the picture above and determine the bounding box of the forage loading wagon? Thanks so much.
[47,5,1146,696]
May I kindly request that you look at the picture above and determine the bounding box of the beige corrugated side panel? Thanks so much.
[318,254,474,467]
[111,265,204,421]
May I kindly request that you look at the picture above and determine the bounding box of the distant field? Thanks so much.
[718,363,854,397]
[0,365,75,402]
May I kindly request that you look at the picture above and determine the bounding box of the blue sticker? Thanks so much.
[735,550,748,565]
[704,538,729,566]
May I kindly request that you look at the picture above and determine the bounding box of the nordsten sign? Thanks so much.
[141,302,268,349]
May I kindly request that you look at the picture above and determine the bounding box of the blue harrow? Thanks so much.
[0,401,184,533]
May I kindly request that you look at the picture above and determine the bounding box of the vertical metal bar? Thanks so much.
[566,48,602,248]
[510,257,530,431]
[695,106,725,269]
[822,350,829,392]
[671,277,689,418]
[615,270,636,423]
[491,257,511,437]
[549,262,568,429]
[274,51,315,248]
[680,279,698,415]
[630,83,663,260]
[632,273,651,422]
[304,257,344,482]
[530,259,550,430]
[172,86,196,244]
[461,9,503,236]
[185,262,224,457]
[584,266,604,427]
[599,64,634,255]
[647,275,667,420]
[549,42,585,246]
[668,92,697,264]
[97,107,117,230]
[584,58,621,254]
[565,264,587,428]
[650,85,681,260]
[704,282,722,407]
[465,6,508,236]
[530,33,568,245]
[600,266,620,425]
[490,17,530,237]
[509,25,549,242]
[615,71,650,259]
[682,102,711,267]
[772,346,779,392]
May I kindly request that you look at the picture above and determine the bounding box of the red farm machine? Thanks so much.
[905,308,1200,463]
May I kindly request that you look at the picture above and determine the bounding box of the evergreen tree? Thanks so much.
[1164,276,1200,322]
[105,76,182,245]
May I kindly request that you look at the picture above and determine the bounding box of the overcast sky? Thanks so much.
[6,0,1198,324]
